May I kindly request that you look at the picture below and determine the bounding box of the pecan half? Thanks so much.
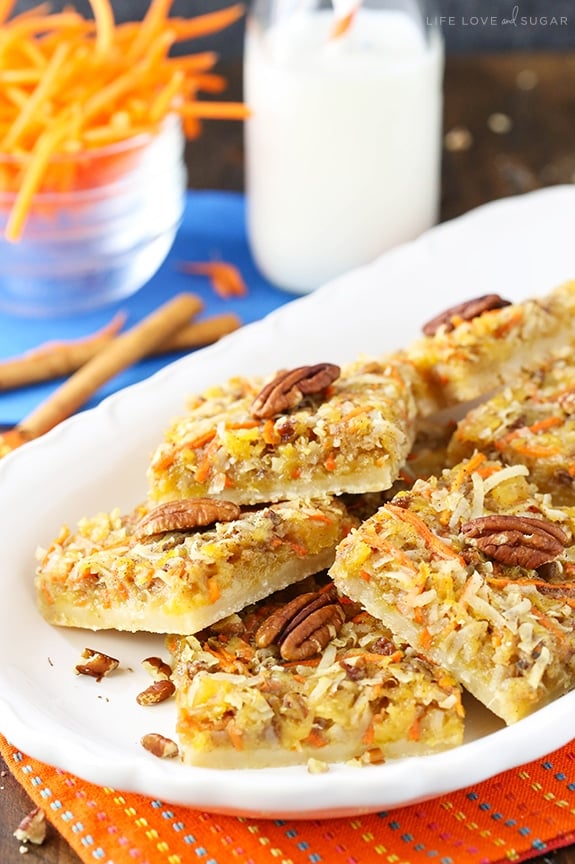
[422,294,511,336]
[134,498,241,540]
[461,514,569,569]
[255,587,345,661]
[251,363,341,420]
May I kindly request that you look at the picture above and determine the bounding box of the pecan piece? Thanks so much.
[136,678,176,705]
[141,732,179,759]
[422,294,511,336]
[134,498,241,540]
[461,514,569,569]
[75,647,119,681]
[141,656,172,681]
[255,587,345,661]
[251,363,341,420]
[14,807,47,845]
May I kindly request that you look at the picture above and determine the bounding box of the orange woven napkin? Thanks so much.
[3,733,575,864]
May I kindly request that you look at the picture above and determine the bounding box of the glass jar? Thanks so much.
[244,0,444,295]
[0,114,187,317]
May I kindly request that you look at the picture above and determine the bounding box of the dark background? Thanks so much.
[9,0,575,54]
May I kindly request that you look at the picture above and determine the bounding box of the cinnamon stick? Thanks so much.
[0,311,129,391]
[16,293,203,441]
[152,312,241,352]
[0,306,242,392]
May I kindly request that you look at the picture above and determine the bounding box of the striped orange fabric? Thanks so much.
[3,733,575,864]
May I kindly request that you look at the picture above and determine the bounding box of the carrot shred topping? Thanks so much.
[0,0,246,240]
[384,503,464,564]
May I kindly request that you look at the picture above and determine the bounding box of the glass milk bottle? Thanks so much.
[244,0,444,294]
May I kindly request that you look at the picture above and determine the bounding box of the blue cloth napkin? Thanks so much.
[0,191,294,426]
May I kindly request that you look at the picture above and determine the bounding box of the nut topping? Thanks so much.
[255,587,345,661]
[14,807,47,845]
[141,656,172,681]
[422,294,511,337]
[251,363,341,420]
[140,732,179,759]
[461,514,569,570]
[136,678,176,705]
[134,498,241,540]
[75,647,119,681]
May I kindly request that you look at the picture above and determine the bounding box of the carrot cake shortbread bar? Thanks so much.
[146,357,417,506]
[36,496,356,634]
[169,582,464,769]
[330,454,575,724]
[402,281,575,415]
[448,348,575,506]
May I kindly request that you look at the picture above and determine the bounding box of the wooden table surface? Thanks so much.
[2,51,575,863]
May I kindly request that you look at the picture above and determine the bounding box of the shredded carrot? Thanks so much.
[179,261,248,299]
[493,309,523,337]
[187,73,229,94]
[179,100,250,120]
[531,607,572,645]
[307,513,333,525]
[528,415,563,434]
[185,429,217,450]
[419,627,433,649]
[495,415,564,457]
[452,451,487,489]
[324,453,337,472]
[0,0,16,27]
[88,0,115,55]
[226,721,244,751]
[208,577,221,605]
[362,650,403,664]
[262,418,281,445]
[342,406,369,422]
[509,442,561,458]
[5,113,72,241]
[195,451,213,484]
[125,0,173,62]
[166,5,244,41]
[0,1,247,240]
[227,420,260,431]
[361,721,375,745]
[361,530,420,573]
[384,503,465,564]
[413,606,424,624]
[408,716,421,741]
[151,450,175,472]
[303,728,328,748]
